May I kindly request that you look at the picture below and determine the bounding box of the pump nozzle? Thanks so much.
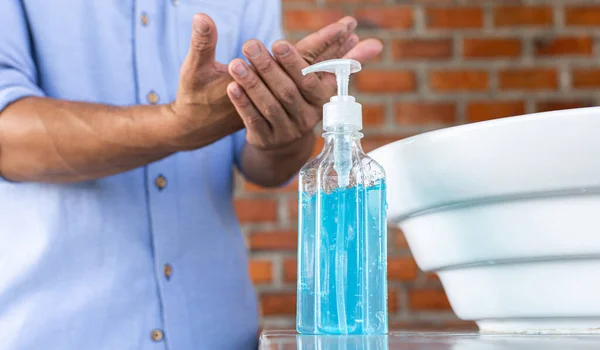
[302,59,361,97]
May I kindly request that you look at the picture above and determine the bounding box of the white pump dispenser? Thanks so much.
[302,59,362,131]
[302,59,362,187]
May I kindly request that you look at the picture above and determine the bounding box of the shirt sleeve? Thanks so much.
[0,0,45,113]
[233,0,284,169]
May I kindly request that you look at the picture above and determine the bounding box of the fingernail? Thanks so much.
[347,18,357,32]
[232,62,248,77]
[244,41,261,58]
[194,15,210,34]
[273,42,290,57]
[229,84,242,98]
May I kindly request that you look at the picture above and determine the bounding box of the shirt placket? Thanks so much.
[134,0,179,348]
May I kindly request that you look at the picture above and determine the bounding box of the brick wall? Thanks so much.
[235,0,600,330]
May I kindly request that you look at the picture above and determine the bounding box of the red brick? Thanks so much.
[425,7,483,29]
[363,104,385,126]
[284,9,344,31]
[463,38,521,58]
[572,69,600,88]
[388,257,418,281]
[391,39,453,60]
[426,272,439,281]
[466,101,525,123]
[534,36,593,56]
[248,230,298,251]
[494,6,553,27]
[244,177,298,193]
[388,288,399,313]
[283,259,297,283]
[395,102,456,126]
[536,100,595,112]
[310,136,325,159]
[249,259,273,284]
[234,198,278,223]
[429,70,488,92]
[355,70,416,93]
[408,288,452,311]
[355,7,413,29]
[391,227,409,249]
[288,197,299,221]
[260,293,297,315]
[566,6,600,26]
[499,68,557,90]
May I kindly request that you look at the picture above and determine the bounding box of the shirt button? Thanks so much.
[155,175,167,190]
[151,329,164,342]
[147,91,159,104]
[164,264,173,280]
[141,12,149,26]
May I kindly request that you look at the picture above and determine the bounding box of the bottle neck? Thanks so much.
[322,126,364,152]
[323,125,362,135]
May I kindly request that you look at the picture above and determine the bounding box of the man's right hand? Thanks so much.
[165,14,242,151]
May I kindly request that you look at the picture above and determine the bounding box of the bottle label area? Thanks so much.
[297,181,388,335]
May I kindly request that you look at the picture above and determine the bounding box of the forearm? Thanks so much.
[0,97,242,182]
[240,132,315,187]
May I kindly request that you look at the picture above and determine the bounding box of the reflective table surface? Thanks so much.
[259,330,600,349]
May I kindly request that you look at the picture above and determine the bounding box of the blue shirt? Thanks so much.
[0,1,282,349]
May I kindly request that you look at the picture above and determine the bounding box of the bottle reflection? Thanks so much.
[296,334,388,350]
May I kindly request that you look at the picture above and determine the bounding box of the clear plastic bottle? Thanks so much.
[296,59,388,335]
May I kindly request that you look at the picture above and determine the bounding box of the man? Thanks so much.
[0,1,381,349]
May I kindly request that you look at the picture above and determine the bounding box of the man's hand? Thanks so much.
[0,13,377,183]
[169,13,379,151]
[226,18,382,186]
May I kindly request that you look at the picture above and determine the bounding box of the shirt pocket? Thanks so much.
[175,1,242,65]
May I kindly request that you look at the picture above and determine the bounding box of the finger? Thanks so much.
[227,82,271,143]
[311,34,360,84]
[180,14,219,88]
[339,16,358,32]
[336,33,360,60]
[242,40,308,128]
[343,38,384,63]
[314,20,360,63]
[295,18,353,64]
[228,58,299,137]
[272,40,328,107]
[186,13,218,69]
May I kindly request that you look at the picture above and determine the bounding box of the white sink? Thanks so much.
[368,107,600,334]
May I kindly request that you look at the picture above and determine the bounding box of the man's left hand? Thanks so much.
[228,17,381,150]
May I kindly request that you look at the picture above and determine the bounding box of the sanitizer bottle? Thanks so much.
[296,59,388,335]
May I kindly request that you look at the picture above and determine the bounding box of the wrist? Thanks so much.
[153,103,188,152]
[241,132,316,187]
[158,99,245,152]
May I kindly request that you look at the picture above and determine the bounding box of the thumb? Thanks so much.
[183,13,218,76]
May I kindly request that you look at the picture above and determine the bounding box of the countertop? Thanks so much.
[259,330,600,349]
